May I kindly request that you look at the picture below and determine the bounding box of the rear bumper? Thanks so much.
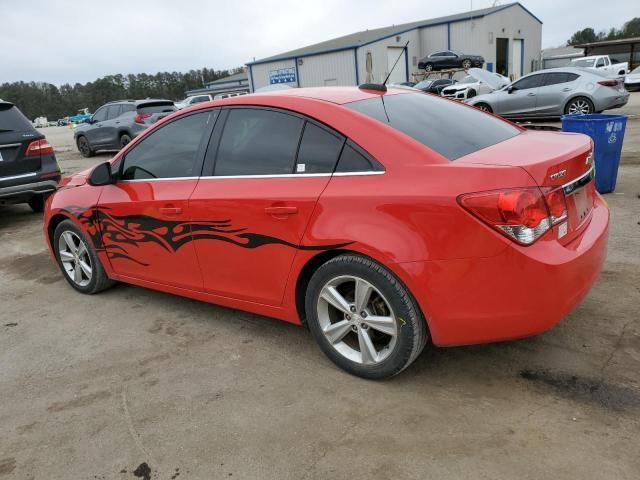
[399,196,609,346]
[0,178,59,200]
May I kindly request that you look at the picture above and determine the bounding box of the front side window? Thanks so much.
[596,58,605,68]
[213,109,304,176]
[512,74,544,90]
[106,105,121,120]
[121,111,212,180]
[346,92,519,161]
[92,107,108,122]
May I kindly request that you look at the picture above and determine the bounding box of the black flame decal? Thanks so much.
[62,205,351,266]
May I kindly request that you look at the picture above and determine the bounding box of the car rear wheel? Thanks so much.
[53,219,115,294]
[423,63,433,72]
[119,133,132,149]
[305,254,428,379]
[76,136,94,158]
[27,194,45,213]
[565,97,594,115]
[461,59,472,69]
[476,102,492,113]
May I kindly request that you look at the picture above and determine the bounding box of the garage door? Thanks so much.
[386,47,407,84]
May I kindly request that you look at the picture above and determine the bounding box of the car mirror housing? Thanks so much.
[88,161,114,186]
[507,85,514,94]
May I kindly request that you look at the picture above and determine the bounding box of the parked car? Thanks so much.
[175,94,213,109]
[414,78,455,94]
[571,55,628,76]
[0,101,60,212]
[57,117,70,126]
[467,67,629,118]
[418,50,484,71]
[440,69,508,100]
[624,66,640,91]
[69,108,92,124]
[44,87,608,379]
[33,116,48,128]
[74,99,176,157]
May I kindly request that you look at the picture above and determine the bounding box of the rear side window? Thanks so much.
[543,73,579,86]
[346,93,519,161]
[214,109,304,176]
[296,123,344,174]
[0,104,34,132]
[336,142,383,172]
[137,102,177,114]
[121,104,136,114]
[121,111,211,180]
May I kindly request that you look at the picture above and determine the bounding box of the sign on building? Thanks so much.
[270,68,296,85]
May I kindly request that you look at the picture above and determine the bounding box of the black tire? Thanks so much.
[475,102,493,113]
[461,59,472,69]
[76,136,94,158]
[423,63,433,72]
[305,254,428,379]
[466,89,477,99]
[564,96,594,115]
[119,133,132,149]
[27,194,45,213]
[53,219,116,294]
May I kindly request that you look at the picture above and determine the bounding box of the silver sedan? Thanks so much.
[466,67,629,119]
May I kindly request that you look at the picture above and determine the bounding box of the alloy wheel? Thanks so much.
[317,275,398,365]
[568,99,592,115]
[58,231,92,287]
[462,59,472,69]
[78,137,90,156]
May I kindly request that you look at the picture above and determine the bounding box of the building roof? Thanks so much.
[574,36,640,48]
[248,2,542,65]
[205,71,248,86]
[541,46,584,59]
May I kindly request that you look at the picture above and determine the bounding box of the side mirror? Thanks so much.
[88,161,114,186]
[507,85,514,94]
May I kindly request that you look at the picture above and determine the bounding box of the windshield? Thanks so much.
[632,66,640,74]
[415,80,434,88]
[346,92,519,161]
[460,76,477,84]
[572,58,596,67]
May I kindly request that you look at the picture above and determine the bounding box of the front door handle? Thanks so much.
[264,206,298,216]
[159,207,182,216]
[527,92,536,96]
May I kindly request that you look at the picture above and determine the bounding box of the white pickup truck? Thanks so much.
[571,55,629,76]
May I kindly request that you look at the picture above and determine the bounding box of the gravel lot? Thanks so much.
[1,96,639,479]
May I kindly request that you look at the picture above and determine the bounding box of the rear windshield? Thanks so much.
[0,103,35,132]
[346,92,519,160]
[137,102,177,114]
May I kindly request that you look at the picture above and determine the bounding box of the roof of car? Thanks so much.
[248,86,410,105]
[105,99,174,106]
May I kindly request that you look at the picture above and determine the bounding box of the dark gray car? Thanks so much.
[466,67,630,119]
[74,99,176,157]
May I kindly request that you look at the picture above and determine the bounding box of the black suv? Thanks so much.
[0,101,60,212]
[74,99,176,157]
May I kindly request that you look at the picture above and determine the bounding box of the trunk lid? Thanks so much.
[0,103,43,180]
[458,129,596,242]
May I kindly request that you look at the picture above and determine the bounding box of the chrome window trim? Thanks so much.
[0,172,37,181]
[117,171,385,182]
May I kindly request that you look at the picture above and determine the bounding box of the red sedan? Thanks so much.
[43,87,608,379]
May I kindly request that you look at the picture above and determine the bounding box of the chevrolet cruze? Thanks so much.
[43,87,608,379]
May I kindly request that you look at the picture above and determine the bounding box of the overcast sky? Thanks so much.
[0,0,636,85]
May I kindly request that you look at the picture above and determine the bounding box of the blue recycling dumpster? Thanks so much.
[561,114,627,193]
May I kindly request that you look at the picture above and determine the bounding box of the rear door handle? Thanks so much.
[159,207,182,215]
[527,92,536,96]
[264,206,298,216]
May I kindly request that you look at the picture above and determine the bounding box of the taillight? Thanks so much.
[25,138,54,156]
[134,113,151,124]
[458,186,568,245]
[597,79,619,87]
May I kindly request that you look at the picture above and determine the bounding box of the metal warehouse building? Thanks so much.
[247,2,542,91]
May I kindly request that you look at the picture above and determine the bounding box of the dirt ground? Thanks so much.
[1,95,639,480]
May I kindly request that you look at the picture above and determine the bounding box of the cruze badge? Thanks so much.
[550,170,567,180]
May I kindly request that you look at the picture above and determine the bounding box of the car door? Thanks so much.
[100,104,122,147]
[534,72,580,116]
[97,110,216,290]
[442,51,459,68]
[85,106,108,145]
[499,73,545,117]
[188,107,345,306]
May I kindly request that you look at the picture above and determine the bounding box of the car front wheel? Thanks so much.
[475,102,493,113]
[423,63,433,72]
[53,219,115,294]
[76,136,94,158]
[305,254,428,379]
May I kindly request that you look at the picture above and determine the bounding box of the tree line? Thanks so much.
[0,67,244,121]
[567,17,640,46]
